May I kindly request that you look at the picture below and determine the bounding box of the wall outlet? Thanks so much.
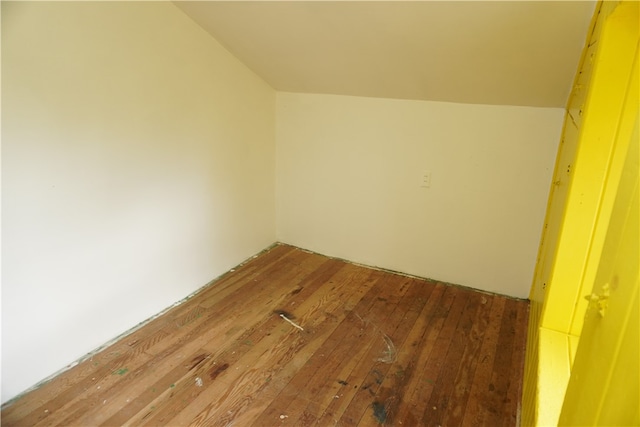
[421,171,431,188]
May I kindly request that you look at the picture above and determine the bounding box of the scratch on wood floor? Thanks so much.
[377,334,397,364]
[355,312,397,364]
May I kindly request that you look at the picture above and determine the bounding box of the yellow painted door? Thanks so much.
[523,2,639,425]
[559,7,639,424]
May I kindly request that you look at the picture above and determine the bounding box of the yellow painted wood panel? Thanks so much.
[537,328,572,427]
[568,39,597,128]
[558,3,638,424]
[560,117,639,424]
[541,0,638,335]
[567,0,619,129]
[567,5,640,340]
[522,118,581,425]
[521,0,605,422]
[596,285,639,425]
[522,1,638,425]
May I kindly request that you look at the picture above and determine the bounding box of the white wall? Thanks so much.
[1,2,275,403]
[276,93,563,298]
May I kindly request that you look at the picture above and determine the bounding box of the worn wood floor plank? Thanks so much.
[502,301,529,427]
[353,279,438,426]
[367,282,446,426]
[425,291,484,426]
[397,285,464,425]
[336,276,431,426]
[249,269,392,426]
[164,261,378,426]
[184,264,375,426]
[1,244,529,427]
[138,254,343,426]
[441,294,494,427]
[482,299,522,427]
[290,275,417,426]
[461,296,507,427]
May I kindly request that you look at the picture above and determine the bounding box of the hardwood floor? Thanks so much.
[1,244,529,426]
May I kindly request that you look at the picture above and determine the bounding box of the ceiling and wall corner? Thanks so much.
[173,0,597,108]
[172,0,594,297]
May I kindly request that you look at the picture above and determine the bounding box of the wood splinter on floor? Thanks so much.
[274,310,304,331]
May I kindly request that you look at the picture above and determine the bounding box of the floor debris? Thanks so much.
[275,310,304,331]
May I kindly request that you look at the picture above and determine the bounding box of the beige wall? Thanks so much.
[276,92,563,298]
[1,2,275,403]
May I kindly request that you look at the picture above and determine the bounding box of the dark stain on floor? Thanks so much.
[209,363,229,381]
[372,401,388,424]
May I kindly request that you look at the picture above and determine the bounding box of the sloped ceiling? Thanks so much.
[174,1,596,108]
